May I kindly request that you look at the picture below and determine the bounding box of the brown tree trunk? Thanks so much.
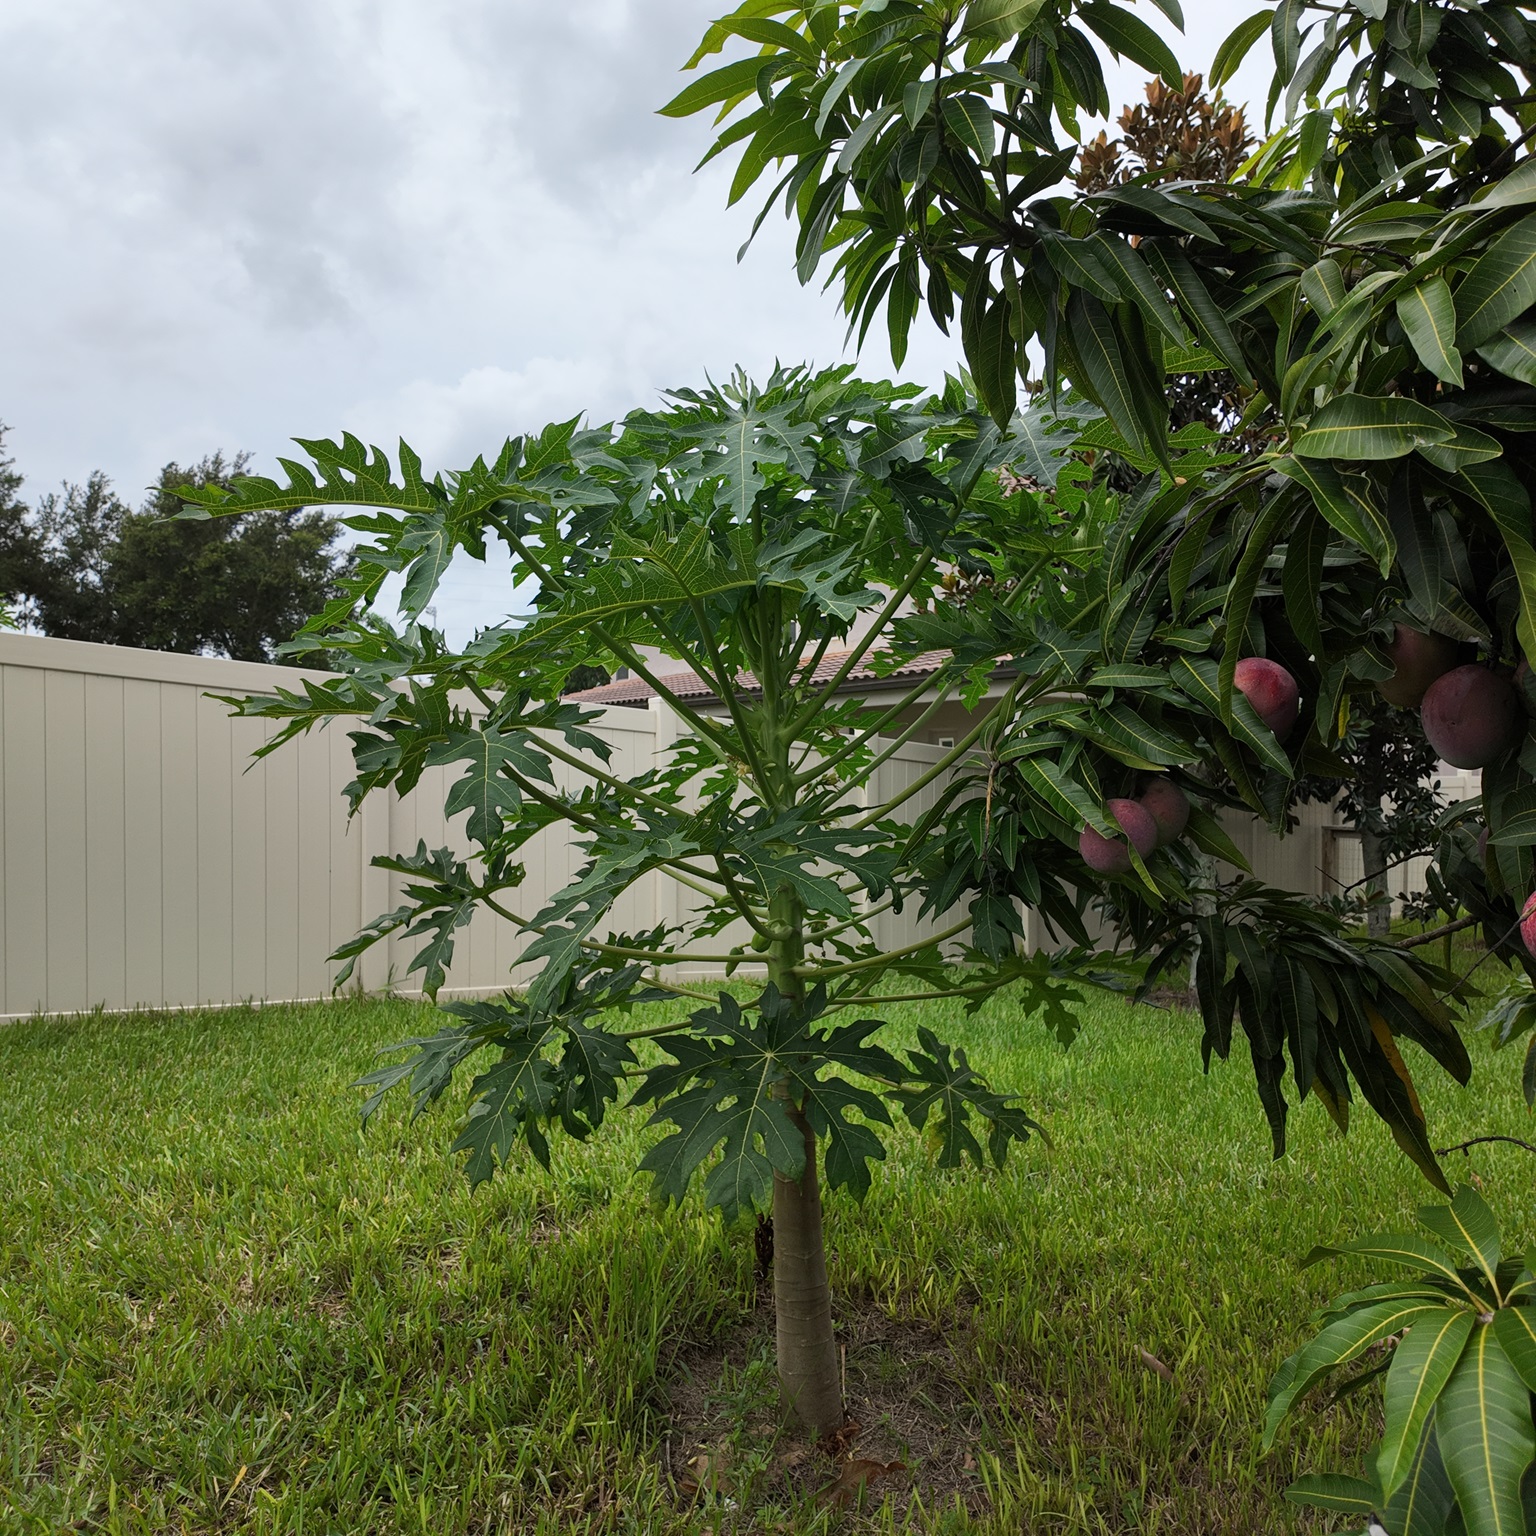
[1362,824,1392,939]
[771,1104,843,1437]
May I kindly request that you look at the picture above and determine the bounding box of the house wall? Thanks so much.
[0,632,1468,1021]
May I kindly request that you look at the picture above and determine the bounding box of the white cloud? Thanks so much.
[0,0,1280,628]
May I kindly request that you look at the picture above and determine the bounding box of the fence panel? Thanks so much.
[5,632,1452,1020]
[0,635,370,1020]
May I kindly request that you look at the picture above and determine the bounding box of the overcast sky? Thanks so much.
[0,1,1275,639]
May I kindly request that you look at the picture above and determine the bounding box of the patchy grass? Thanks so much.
[2,984,1534,1534]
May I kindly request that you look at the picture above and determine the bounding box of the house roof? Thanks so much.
[565,648,953,708]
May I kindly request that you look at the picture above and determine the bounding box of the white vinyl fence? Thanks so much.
[0,634,962,1021]
[0,633,1467,1021]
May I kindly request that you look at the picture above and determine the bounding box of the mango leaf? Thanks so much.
[1078,0,1183,83]
[962,0,1049,41]
[1456,459,1536,662]
[1384,1413,1458,1536]
[1012,754,1117,836]
[1283,1473,1379,1514]
[1418,422,1503,474]
[1173,653,1293,776]
[1397,276,1464,386]
[1184,806,1252,869]
[1275,455,1394,574]
[1491,1307,1536,1395]
[1144,244,1251,375]
[1377,1308,1475,1497]
[1212,8,1274,87]
[1303,1233,1473,1291]
[1455,212,1536,349]
[1416,1185,1502,1291]
[1436,1326,1536,1536]
[663,54,771,116]
[1264,1297,1448,1447]
[1301,257,1348,318]
[1293,395,1455,461]
[1064,289,1165,462]
[1476,317,1536,387]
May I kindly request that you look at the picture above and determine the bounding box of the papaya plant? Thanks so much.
[175,358,1473,1437]
[1265,1184,1536,1536]
[174,366,1128,1435]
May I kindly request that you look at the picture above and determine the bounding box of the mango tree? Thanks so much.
[667,0,1536,1515]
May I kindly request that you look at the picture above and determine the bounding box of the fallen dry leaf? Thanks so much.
[817,1458,907,1509]
[678,1446,728,1500]
[824,1418,862,1459]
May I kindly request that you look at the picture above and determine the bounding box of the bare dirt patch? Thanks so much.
[661,1290,1002,1523]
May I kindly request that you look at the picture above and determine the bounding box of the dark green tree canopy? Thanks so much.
[0,423,39,624]
[670,0,1536,1004]
[4,446,354,663]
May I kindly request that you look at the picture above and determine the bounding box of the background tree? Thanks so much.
[26,471,132,640]
[0,423,41,625]
[108,455,354,662]
[1075,71,1252,194]
[6,447,354,662]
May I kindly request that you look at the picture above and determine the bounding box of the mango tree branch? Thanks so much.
[1396,914,1478,949]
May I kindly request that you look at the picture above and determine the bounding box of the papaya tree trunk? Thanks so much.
[765,876,842,1436]
[772,1104,842,1436]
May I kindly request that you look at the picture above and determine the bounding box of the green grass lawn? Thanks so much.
[3,983,1534,1535]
